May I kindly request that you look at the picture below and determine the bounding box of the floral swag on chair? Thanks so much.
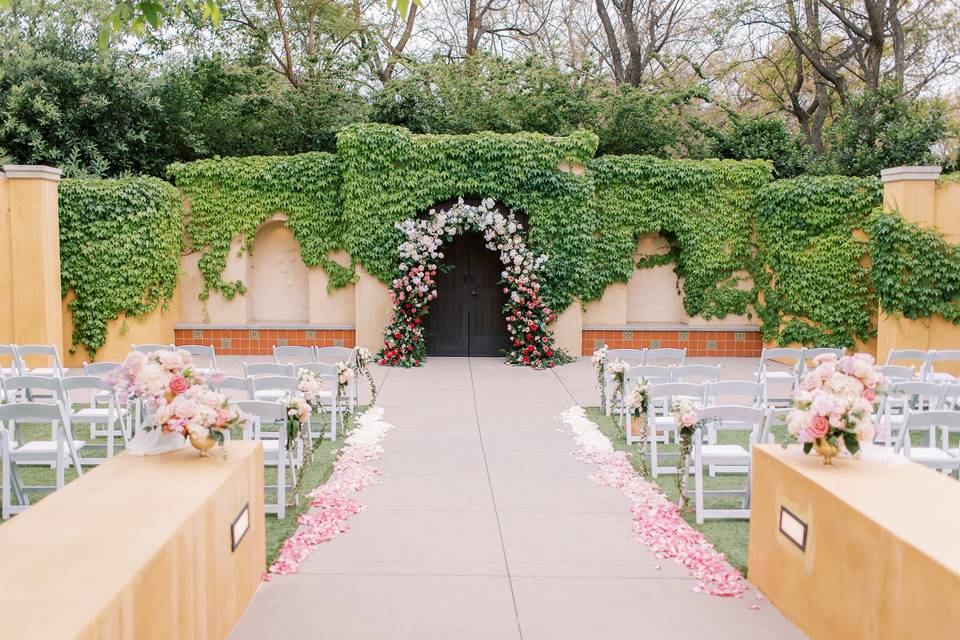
[379,199,566,369]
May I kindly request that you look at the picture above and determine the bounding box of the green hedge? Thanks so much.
[59,177,183,355]
[754,176,882,347]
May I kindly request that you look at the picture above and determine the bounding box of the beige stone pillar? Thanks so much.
[0,171,11,344]
[549,299,584,357]
[876,166,942,362]
[2,165,63,352]
[354,266,392,352]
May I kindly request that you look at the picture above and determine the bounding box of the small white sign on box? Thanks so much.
[779,506,807,551]
[231,503,250,552]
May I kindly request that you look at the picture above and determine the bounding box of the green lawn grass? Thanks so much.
[584,407,794,576]
[1,408,362,566]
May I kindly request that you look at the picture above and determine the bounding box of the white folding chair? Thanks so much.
[895,410,960,474]
[885,348,931,370]
[0,345,20,377]
[879,365,915,385]
[925,350,960,383]
[0,402,85,519]
[603,349,645,416]
[13,344,69,377]
[690,405,772,524]
[671,364,721,383]
[645,381,706,477]
[316,346,359,411]
[296,362,341,441]
[878,381,944,447]
[754,347,803,406]
[235,401,293,519]
[178,344,218,376]
[803,347,845,369]
[61,376,128,463]
[1,374,64,409]
[644,347,687,366]
[82,361,130,436]
[704,380,762,408]
[215,376,253,400]
[131,343,175,355]
[274,345,316,365]
[249,375,300,405]
[244,363,295,402]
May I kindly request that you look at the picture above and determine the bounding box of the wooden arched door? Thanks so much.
[422,198,525,357]
[425,231,509,357]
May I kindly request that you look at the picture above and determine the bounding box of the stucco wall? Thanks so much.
[179,219,357,329]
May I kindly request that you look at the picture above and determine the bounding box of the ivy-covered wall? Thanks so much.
[59,177,183,355]
[754,176,882,348]
[869,210,960,322]
[167,152,349,302]
[585,155,773,319]
[337,124,598,310]
[57,124,960,355]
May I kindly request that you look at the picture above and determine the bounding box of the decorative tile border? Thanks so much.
[581,329,762,357]
[175,327,356,355]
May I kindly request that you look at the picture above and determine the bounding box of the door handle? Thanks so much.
[471,290,477,296]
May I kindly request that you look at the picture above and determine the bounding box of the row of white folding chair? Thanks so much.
[885,349,960,383]
[754,347,846,406]
[0,402,86,519]
[601,350,697,415]
[875,381,960,448]
[0,344,69,378]
[894,410,960,475]
[132,344,219,375]
[241,363,342,441]
[274,345,359,411]
[1,375,128,462]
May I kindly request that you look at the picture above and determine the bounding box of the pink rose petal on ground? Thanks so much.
[265,407,393,578]
[561,406,748,598]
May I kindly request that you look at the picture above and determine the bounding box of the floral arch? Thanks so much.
[378,199,566,369]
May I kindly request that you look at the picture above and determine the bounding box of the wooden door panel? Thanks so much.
[424,229,510,358]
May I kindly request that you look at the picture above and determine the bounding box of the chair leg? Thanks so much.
[694,441,705,524]
[56,428,65,490]
[650,429,660,478]
[2,443,10,520]
[277,456,286,520]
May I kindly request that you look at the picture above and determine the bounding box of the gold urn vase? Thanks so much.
[812,437,840,465]
[189,434,217,457]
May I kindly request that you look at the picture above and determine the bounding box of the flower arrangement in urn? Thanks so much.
[787,352,883,464]
[110,349,244,456]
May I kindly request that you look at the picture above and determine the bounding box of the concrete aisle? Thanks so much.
[231,357,802,639]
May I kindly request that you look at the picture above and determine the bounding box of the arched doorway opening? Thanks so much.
[379,198,562,369]
[422,198,526,357]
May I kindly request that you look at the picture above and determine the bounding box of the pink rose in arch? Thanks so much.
[810,415,830,438]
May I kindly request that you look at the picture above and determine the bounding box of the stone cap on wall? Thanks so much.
[880,166,942,183]
[583,323,760,332]
[2,165,62,181]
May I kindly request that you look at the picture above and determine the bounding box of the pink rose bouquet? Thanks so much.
[787,352,884,457]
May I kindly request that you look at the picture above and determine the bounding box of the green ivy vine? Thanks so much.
[585,155,773,318]
[869,210,960,322]
[336,123,599,310]
[754,175,882,348]
[59,124,958,355]
[59,177,183,355]
[167,152,350,301]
